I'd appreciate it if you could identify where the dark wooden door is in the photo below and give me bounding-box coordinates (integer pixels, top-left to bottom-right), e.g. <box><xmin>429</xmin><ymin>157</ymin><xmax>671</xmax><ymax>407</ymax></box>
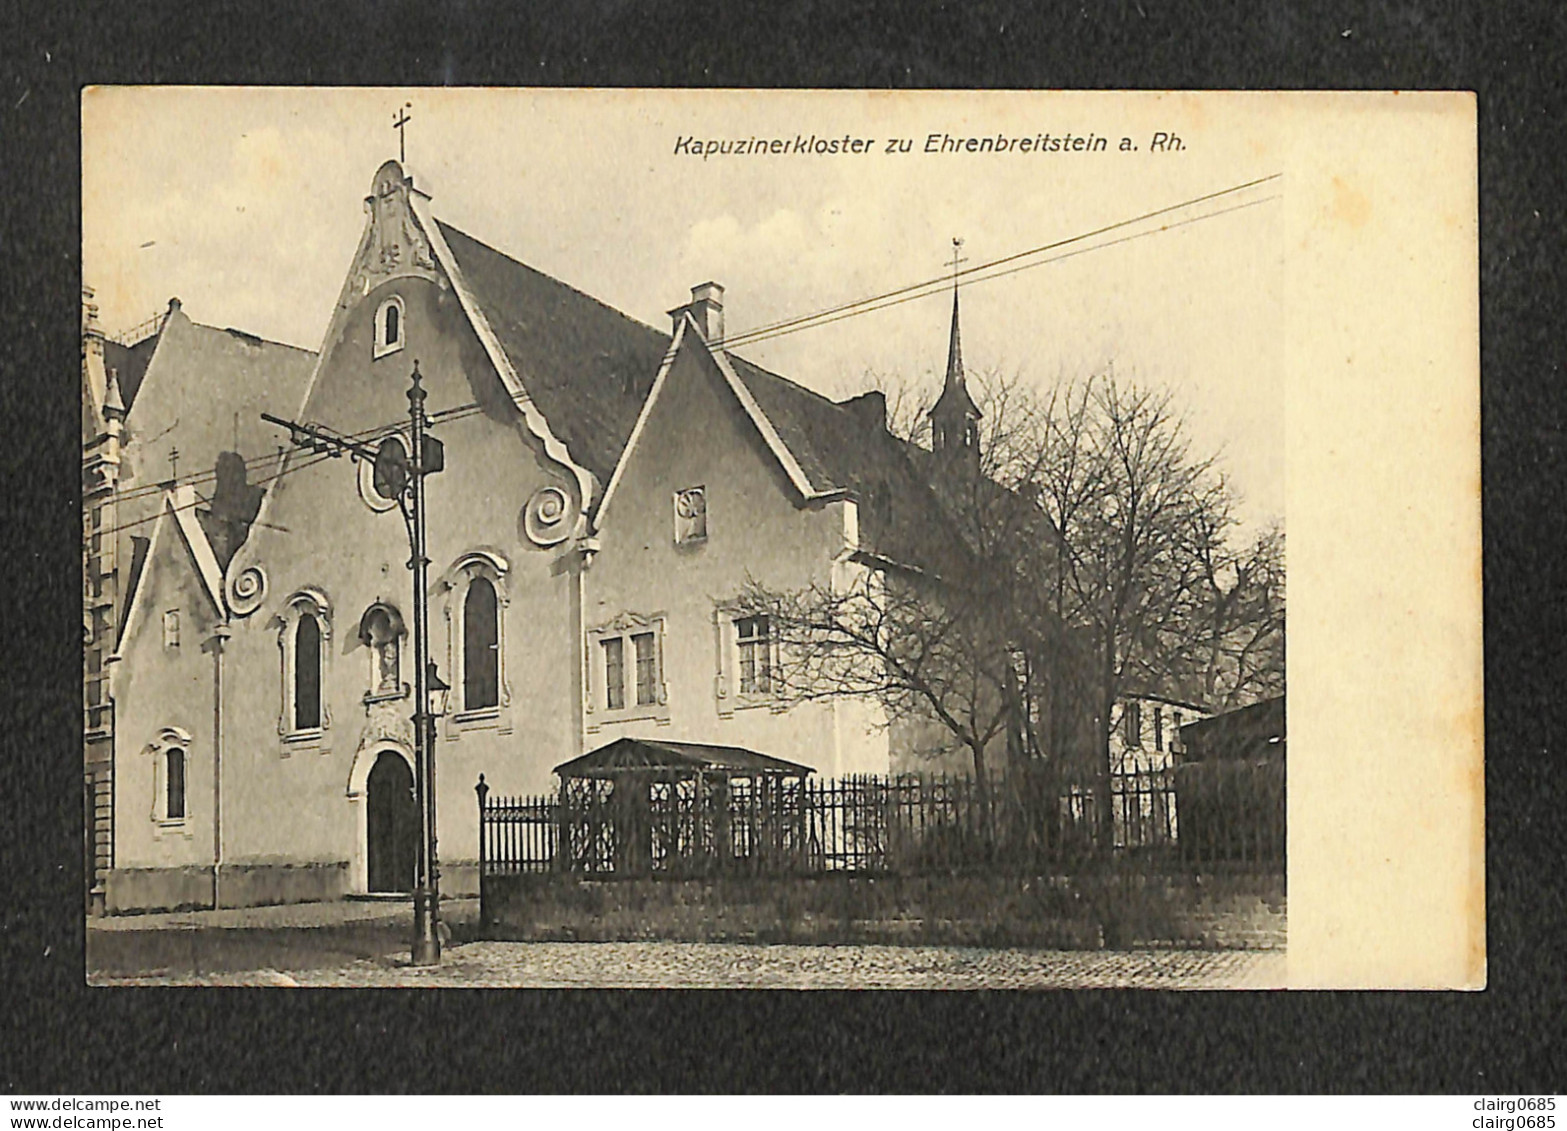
<box><xmin>367</xmin><ymin>752</ymin><xmax>418</xmax><ymax>893</ymax></box>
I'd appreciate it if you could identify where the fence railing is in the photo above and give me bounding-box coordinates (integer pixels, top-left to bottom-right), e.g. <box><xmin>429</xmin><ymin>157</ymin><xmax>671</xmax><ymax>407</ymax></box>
<box><xmin>477</xmin><ymin>760</ymin><xmax>1285</xmax><ymax>881</ymax></box>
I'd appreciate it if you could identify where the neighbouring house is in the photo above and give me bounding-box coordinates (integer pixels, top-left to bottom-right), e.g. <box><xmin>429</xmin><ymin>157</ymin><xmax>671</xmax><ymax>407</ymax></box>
<box><xmin>81</xmin><ymin>286</ymin><xmax>315</xmax><ymax>912</ymax></box>
<box><xmin>1178</xmin><ymin>693</ymin><xmax>1285</xmax><ymax>763</ymax></box>
<box><xmin>1101</xmin><ymin>689</ymin><xmax>1213</xmax><ymax>848</ymax></box>
<box><xmin>95</xmin><ymin>157</ymin><xmax>1056</xmax><ymax>912</ymax></box>
<box><xmin>1174</xmin><ymin>694</ymin><xmax>1286</xmax><ymax>863</ymax></box>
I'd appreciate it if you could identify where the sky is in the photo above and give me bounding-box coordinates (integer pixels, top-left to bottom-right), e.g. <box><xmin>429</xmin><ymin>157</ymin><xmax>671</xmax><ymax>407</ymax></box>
<box><xmin>83</xmin><ymin>88</ymin><xmax>1283</xmax><ymax>533</ymax></box>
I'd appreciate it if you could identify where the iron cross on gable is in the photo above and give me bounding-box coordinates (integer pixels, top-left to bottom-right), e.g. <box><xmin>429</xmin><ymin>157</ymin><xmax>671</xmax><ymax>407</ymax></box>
<box><xmin>393</xmin><ymin>102</ymin><xmax>412</xmax><ymax>165</ymax></box>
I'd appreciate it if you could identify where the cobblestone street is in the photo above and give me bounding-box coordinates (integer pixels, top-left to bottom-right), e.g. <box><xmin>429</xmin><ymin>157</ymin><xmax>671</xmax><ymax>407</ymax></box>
<box><xmin>95</xmin><ymin>940</ymin><xmax>1286</xmax><ymax>989</ymax></box>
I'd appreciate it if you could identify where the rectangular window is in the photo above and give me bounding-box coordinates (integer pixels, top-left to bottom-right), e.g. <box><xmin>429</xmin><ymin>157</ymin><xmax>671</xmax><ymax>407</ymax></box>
<box><xmin>603</xmin><ymin>637</ymin><xmax>625</xmax><ymax>710</ymax></box>
<box><xmin>162</xmin><ymin>609</ymin><xmax>180</xmax><ymax>649</ymax></box>
<box><xmin>737</xmin><ymin>615</ymin><xmax>772</xmax><ymax>694</ymax></box>
<box><xmin>1172</xmin><ymin>710</ymin><xmax>1184</xmax><ymax>750</ymax></box>
<box><xmin>1154</xmin><ymin>707</ymin><xmax>1164</xmax><ymax>751</ymax></box>
<box><xmin>1122</xmin><ymin>701</ymin><xmax>1141</xmax><ymax>747</ymax></box>
<box><xmin>633</xmin><ymin>632</ymin><xmax>657</xmax><ymax>706</ymax></box>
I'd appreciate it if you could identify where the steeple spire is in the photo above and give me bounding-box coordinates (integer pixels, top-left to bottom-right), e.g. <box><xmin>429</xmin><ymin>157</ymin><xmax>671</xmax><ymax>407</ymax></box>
<box><xmin>930</xmin><ymin>238</ymin><xmax>980</xmax><ymax>467</ymax></box>
<box><xmin>944</xmin><ymin>285</ymin><xmax>966</xmax><ymax>394</ymax></box>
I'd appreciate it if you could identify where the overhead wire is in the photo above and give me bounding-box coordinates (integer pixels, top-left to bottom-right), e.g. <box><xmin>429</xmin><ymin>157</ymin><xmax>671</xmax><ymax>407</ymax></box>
<box><xmin>93</xmin><ymin>175</ymin><xmax>1281</xmax><ymax>534</ymax></box>
<box><xmin>725</xmin><ymin>193</ymin><xmax>1282</xmax><ymax>350</ymax></box>
<box><xmin>718</xmin><ymin>172</ymin><xmax>1282</xmax><ymax>350</ymax></box>
<box><xmin>104</xmin><ymin>399</ymin><xmax>489</xmax><ymax>507</ymax></box>
<box><xmin>96</xmin><ymin>400</ymin><xmax>495</xmax><ymax>534</ymax></box>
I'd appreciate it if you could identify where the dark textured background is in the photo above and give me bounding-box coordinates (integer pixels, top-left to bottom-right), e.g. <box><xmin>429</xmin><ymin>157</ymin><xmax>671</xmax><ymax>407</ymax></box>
<box><xmin>2</xmin><ymin>0</ymin><xmax>1562</xmax><ymax>1094</ymax></box>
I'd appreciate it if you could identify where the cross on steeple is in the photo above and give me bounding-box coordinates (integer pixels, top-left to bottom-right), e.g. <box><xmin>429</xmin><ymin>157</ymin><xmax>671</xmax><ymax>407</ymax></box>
<box><xmin>393</xmin><ymin>102</ymin><xmax>413</xmax><ymax>165</ymax></box>
<box><xmin>169</xmin><ymin>445</ymin><xmax>180</xmax><ymax>485</ymax></box>
<box><xmin>949</xmin><ymin>236</ymin><xmax>967</xmax><ymax>292</ymax></box>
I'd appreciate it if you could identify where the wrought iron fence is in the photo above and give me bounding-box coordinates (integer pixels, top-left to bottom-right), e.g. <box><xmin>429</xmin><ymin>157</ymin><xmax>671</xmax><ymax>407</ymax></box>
<box><xmin>477</xmin><ymin>760</ymin><xmax>1285</xmax><ymax>880</ymax></box>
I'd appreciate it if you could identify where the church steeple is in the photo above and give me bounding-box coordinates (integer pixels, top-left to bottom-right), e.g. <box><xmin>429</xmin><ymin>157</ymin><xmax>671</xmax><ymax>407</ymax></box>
<box><xmin>930</xmin><ymin>239</ymin><xmax>981</xmax><ymax>469</ymax></box>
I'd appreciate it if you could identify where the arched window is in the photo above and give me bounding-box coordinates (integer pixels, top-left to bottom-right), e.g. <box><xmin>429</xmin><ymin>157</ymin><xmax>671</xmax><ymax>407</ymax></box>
<box><xmin>295</xmin><ymin>613</ymin><xmax>322</xmax><ymax>730</ymax></box>
<box><xmin>165</xmin><ymin>747</ymin><xmax>186</xmax><ymax>821</ymax></box>
<box><xmin>149</xmin><ymin>727</ymin><xmax>193</xmax><ymax>827</ymax></box>
<box><xmin>441</xmin><ymin>552</ymin><xmax>509</xmax><ymax>722</ymax></box>
<box><xmin>463</xmin><ymin>577</ymin><xmax>499</xmax><ymax>710</ymax></box>
<box><xmin>277</xmin><ymin>588</ymin><xmax>331</xmax><ymax>741</ymax></box>
<box><xmin>373</xmin><ymin>296</ymin><xmax>406</xmax><ymax>360</ymax></box>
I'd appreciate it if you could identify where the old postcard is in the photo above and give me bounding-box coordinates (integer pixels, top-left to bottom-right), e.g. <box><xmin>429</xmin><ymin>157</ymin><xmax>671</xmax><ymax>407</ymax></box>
<box><xmin>80</xmin><ymin>88</ymin><xmax>1479</xmax><ymax>989</ymax></box>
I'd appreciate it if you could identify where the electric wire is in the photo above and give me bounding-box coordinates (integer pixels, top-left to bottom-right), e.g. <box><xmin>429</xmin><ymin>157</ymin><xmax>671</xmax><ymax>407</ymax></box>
<box><xmin>92</xmin><ymin>176</ymin><xmax>1281</xmax><ymax>534</ymax></box>
<box><xmin>718</xmin><ymin>172</ymin><xmax>1281</xmax><ymax>350</ymax></box>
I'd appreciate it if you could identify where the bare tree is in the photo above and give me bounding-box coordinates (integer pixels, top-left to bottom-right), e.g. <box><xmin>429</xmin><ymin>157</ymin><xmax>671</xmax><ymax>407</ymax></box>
<box><xmin>1042</xmin><ymin>376</ymin><xmax>1229</xmax><ymax>824</ymax></box>
<box><xmin>1191</xmin><ymin>521</ymin><xmax>1286</xmax><ymax>709</ymax></box>
<box><xmin>740</xmin><ymin>565</ymin><xmax>1017</xmax><ymax>818</ymax></box>
<box><xmin>739</xmin><ymin>366</ymin><xmax>1283</xmax><ymax>832</ymax></box>
<box><xmin>738</xmin><ymin>368</ymin><xmax>1069</xmax><ymax>821</ymax></box>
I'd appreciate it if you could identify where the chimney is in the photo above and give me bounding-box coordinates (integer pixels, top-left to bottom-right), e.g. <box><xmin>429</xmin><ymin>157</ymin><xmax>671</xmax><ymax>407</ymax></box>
<box><xmin>668</xmin><ymin>281</ymin><xmax>725</xmax><ymax>346</ymax></box>
<box><xmin>840</xmin><ymin>390</ymin><xmax>887</xmax><ymax>433</ymax></box>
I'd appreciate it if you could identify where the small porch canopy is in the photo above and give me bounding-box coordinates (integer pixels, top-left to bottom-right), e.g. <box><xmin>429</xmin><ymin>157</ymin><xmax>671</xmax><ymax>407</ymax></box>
<box><xmin>551</xmin><ymin>738</ymin><xmax>815</xmax><ymax>876</ymax></box>
<box><xmin>553</xmin><ymin>737</ymin><xmax>814</xmax><ymax>783</ymax></box>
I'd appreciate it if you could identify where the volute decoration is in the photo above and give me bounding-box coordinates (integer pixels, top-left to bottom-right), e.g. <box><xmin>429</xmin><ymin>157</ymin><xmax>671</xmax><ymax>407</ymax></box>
<box><xmin>524</xmin><ymin>485</ymin><xmax>573</xmax><ymax>546</ymax></box>
<box><xmin>227</xmin><ymin>564</ymin><xmax>267</xmax><ymax>617</ymax></box>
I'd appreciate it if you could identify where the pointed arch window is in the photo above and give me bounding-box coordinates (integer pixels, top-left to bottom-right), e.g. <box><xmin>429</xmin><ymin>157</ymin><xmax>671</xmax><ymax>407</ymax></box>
<box><xmin>278</xmin><ymin>589</ymin><xmax>332</xmax><ymax>743</ymax></box>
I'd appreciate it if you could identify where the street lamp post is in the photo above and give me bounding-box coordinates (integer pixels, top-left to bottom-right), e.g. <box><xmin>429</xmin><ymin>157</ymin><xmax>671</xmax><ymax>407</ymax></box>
<box><xmin>420</xmin><ymin>661</ymin><xmax>450</xmax><ymax>957</ymax></box>
<box><xmin>406</xmin><ymin>363</ymin><xmax>440</xmax><ymax>965</ymax></box>
<box><xmin>262</xmin><ymin>360</ymin><xmax>447</xmax><ymax>966</ymax></box>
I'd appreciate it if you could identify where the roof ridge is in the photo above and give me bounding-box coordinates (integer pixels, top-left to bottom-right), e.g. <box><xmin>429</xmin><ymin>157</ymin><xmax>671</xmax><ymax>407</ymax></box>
<box><xmin>183</xmin><ymin>318</ymin><xmax>318</xmax><ymax>355</ymax></box>
<box><xmin>724</xmin><ymin>351</ymin><xmax>848</xmax><ymax>413</ymax></box>
<box><xmin>434</xmin><ymin>218</ymin><xmax>670</xmax><ymax>343</ymax></box>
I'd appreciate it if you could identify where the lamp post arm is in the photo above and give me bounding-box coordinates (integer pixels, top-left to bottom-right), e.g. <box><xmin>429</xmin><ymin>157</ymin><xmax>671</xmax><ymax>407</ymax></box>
<box><xmin>260</xmin><ymin>412</ymin><xmax>380</xmax><ymax>464</ymax></box>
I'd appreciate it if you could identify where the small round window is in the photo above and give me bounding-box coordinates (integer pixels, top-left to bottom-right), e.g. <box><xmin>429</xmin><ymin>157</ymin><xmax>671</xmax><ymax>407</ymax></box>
<box><xmin>358</xmin><ymin>433</ymin><xmax>408</xmax><ymax>512</ymax></box>
<box><xmin>373</xmin><ymin>296</ymin><xmax>406</xmax><ymax>359</ymax></box>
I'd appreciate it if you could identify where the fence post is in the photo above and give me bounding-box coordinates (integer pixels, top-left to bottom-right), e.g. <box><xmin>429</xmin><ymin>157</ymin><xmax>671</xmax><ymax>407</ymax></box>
<box><xmin>475</xmin><ymin>774</ymin><xmax>490</xmax><ymax>929</ymax></box>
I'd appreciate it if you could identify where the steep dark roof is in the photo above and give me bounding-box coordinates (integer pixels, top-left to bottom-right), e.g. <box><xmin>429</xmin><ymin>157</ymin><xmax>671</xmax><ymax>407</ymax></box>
<box><xmin>724</xmin><ymin>353</ymin><xmax>961</xmax><ymax>573</ymax></box>
<box><xmin>102</xmin><ymin>333</ymin><xmax>161</xmax><ymax>411</ymax></box>
<box><xmin>555</xmin><ymin>736</ymin><xmax>814</xmax><ymax>779</ymax></box>
<box><xmin>435</xmin><ymin>220</ymin><xmax>976</xmax><ymax>575</ymax></box>
<box><xmin>436</xmin><ymin>220</ymin><xmax>671</xmax><ymax>486</ymax></box>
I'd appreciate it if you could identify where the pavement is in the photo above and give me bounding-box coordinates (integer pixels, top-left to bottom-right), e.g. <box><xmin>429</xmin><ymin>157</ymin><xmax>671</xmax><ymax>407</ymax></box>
<box><xmin>88</xmin><ymin>896</ymin><xmax>473</xmax><ymax>933</ymax></box>
<box><xmin>87</xmin><ymin>898</ymin><xmax>1286</xmax><ymax>989</ymax></box>
<box><xmin>85</xmin><ymin>897</ymin><xmax>480</xmax><ymax>978</ymax></box>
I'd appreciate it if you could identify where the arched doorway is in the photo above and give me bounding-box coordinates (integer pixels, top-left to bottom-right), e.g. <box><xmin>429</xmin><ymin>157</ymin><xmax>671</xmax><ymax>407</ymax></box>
<box><xmin>366</xmin><ymin>750</ymin><xmax>418</xmax><ymax>893</ymax></box>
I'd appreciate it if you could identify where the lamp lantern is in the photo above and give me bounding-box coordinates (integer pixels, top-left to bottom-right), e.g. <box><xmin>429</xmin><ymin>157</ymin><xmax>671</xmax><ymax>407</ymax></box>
<box><xmin>427</xmin><ymin>662</ymin><xmax>450</xmax><ymax>720</ymax></box>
